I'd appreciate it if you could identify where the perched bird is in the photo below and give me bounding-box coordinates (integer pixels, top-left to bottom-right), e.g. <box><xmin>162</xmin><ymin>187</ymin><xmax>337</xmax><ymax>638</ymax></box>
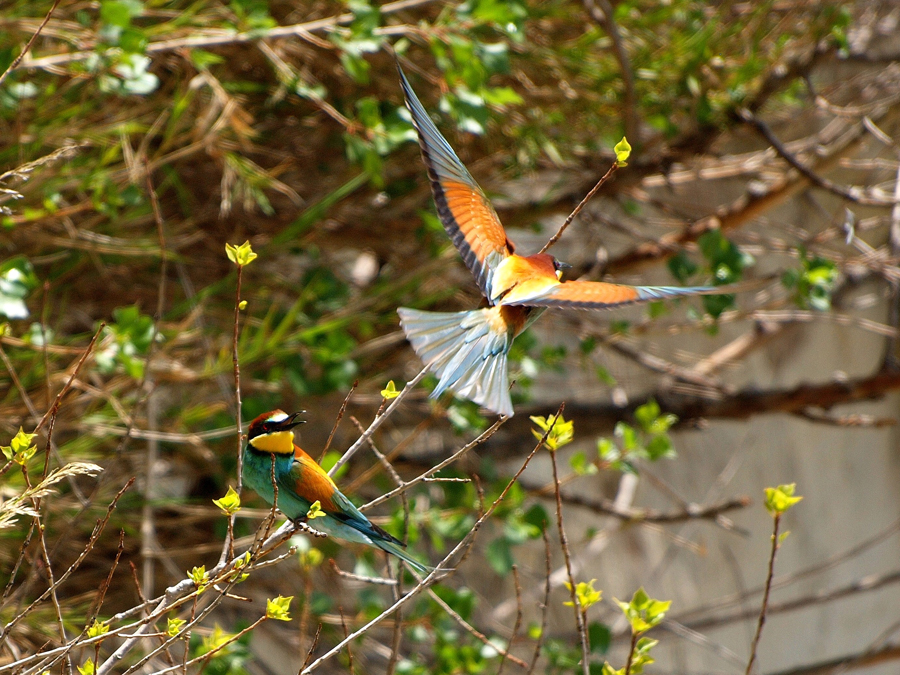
<box><xmin>242</xmin><ymin>409</ymin><xmax>430</xmax><ymax>572</ymax></box>
<box><xmin>396</xmin><ymin>65</ymin><xmax>740</xmax><ymax>417</ymax></box>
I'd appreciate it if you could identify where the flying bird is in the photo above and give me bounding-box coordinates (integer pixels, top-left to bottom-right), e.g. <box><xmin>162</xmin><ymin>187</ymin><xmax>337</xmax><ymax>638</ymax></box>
<box><xmin>243</xmin><ymin>409</ymin><xmax>430</xmax><ymax>572</ymax></box>
<box><xmin>396</xmin><ymin>65</ymin><xmax>741</xmax><ymax>417</ymax></box>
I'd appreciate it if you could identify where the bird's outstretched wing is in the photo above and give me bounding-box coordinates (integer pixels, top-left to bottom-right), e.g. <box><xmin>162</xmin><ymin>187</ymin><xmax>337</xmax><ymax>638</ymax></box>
<box><xmin>398</xmin><ymin>65</ymin><xmax>512</xmax><ymax>298</ymax></box>
<box><xmin>502</xmin><ymin>279</ymin><xmax>726</xmax><ymax>309</ymax></box>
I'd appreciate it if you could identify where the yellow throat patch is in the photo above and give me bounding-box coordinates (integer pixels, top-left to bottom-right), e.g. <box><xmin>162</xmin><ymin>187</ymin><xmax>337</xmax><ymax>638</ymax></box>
<box><xmin>249</xmin><ymin>430</ymin><xmax>295</xmax><ymax>454</ymax></box>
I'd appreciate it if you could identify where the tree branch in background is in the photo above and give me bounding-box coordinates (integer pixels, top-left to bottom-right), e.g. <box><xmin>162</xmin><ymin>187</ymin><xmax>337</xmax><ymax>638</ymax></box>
<box><xmin>0</xmin><ymin>0</ymin><xmax>60</xmax><ymax>88</ymax></box>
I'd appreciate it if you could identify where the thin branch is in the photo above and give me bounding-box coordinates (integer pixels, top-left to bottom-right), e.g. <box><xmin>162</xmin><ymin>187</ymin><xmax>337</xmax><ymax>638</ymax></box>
<box><xmin>673</xmin><ymin>516</ymin><xmax>900</xmax><ymax>626</ymax></box>
<box><xmin>548</xmin><ymin>417</ymin><xmax>591</xmax><ymax>675</ymax></box>
<box><xmin>33</xmin><ymin>322</ymin><xmax>105</xmax><ymax>435</ymax></box>
<box><xmin>526</xmin><ymin>531</ymin><xmax>552</xmax><ymax>675</ymax></box>
<box><xmin>0</xmin><ymin>478</ymin><xmax>134</xmax><ymax>643</ymax></box>
<box><xmin>301</xmin><ymin>421</ymin><xmax>548</xmax><ymax>673</ymax></box>
<box><xmin>490</xmin><ymin>367</ymin><xmax>900</xmax><ymax>455</ymax></box>
<box><xmin>554</xmin><ymin>492</ymin><xmax>751</xmax><ymax>525</ymax></box>
<box><xmin>0</xmin><ymin>0</ymin><xmax>61</xmax><ymax>88</ymax></box>
<box><xmin>329</xmin><ymin>560</ymin><xmax>397</xmax><ymax>586</ymax></box>
<box><xmin>338</xmin><ymin>607</ymin><xmax>354</xmax><ymax>675</ymax></box>
<box><xmin>738</xmin><ymin>108</ymin><xmax>898</xmax><ymax>207</ymax></box>
<box><xmin>423</xmin><ymin>584</ymin><xmax>528</xmax><ymax>669</ymax></box>
<box><xmin>745</xmin><ymin>513</ymin><xmax>782</xmax><ymax>675</ymax></box>
<box><xmin>539</xmin><ymin>161</ymin><xmax>619</xmax><ymax>254</ymax></box>
<box><xmin>583</xmin><ymin>0</ymin><xmax>638</xmax><ymax>146</ymax></box>
<box><xmin>223</xmin><ymin>260</ymin><xmax>245</xmax><ymax>564</ymax></box>
<box><xmin>360</xmin><ymin>416</ymin><xmax>506</xmax><ymax>511</ymax></box>
<box><xmin>321</xmin><ymin>380</ymin><xmax>357</xmax><ymax>457</ymax></box>
<box><xmin>497</xmin><ymin>564</ymin><xmax>524</xmax><ymax>675</ymax></box>
<box><xmin>329</xmin><ymin>366</ymin><xmax>433</xmax><ymax>476</ymax></box>
<box><xmin>764</xmin><ymin>645</ymin><xmax>900</xmax><ymax>675</ymax></box>
<box><xmin>687</xmin><ymin>568</ymin><xmax>900</xmax><ymax>634</ymax></box>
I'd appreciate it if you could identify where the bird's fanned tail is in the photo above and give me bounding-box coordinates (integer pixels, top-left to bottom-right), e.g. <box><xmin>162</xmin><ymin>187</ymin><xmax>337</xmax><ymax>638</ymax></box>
<box><xmin>398</xmin><ymin>307</ymin><xmax>514</xmax><ymax>417</ymax></box>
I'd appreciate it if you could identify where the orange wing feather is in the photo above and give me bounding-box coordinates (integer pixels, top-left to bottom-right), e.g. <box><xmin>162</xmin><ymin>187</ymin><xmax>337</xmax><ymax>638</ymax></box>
<box><xmin>399</xmin><ymin>66</ymin><xmax>511</xmax><ymax>297</ymax></box>
<box><xmin>503</xmin><ymin>279</ymin><xmax>728</xmax><ymax>309</ymax></box>
<box><xmin>290</xmin><ymin>446</ymin><xmax>339</xmax><ymax>512</ymax></box>
<box><xmin>501</xmin><ymin>279</ymin><xmax>642</xmax><ymax>309</ymax></box>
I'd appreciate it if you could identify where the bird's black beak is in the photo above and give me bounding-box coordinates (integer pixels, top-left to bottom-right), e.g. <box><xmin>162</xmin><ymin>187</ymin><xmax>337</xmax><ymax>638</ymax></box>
<box><xmin>555</xmin><ymin>260</ymin><xmax>573</xmax><ymax>270</ymax></box>
<box><xmin>281</xmin><ymin>411</ymin><xmax>307</xmax><ymax>430</ymax></box>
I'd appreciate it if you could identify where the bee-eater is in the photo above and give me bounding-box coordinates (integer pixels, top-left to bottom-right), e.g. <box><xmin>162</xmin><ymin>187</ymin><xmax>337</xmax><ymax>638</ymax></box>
<box><xmin>396</xmin><ymin>65</ymin><xmax>741</xmax><ymax>417</ymax></box>
<box><xmin>242</xmin><ymin>409</ymin><xmax>430</xmax><ymax>572</ymax></box>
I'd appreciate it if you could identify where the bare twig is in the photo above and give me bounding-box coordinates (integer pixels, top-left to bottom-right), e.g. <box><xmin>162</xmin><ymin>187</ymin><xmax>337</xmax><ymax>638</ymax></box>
<box><xmin>623</xmin><ymin>632</ymin><xmax>639</xmax><ymax>675</ymax></box>
<box><xmin>738</xmin><ymin>108</ymin><xmax>898</xmax><ymax>207</ymax></box>
<box><xmin>764</xmin><ymin>644</ymin><xmax>900</xmax><ymax>675</ymax></box>
<box><xmin>687</xmin><ymin>568</ymin><xmax>900</xmax><ymax>633</ymax></box>
<box><xmin>546</xmin><ymin>406</ymin><xmax>590</xmax><ymax>675</ymax></box>
<box><xmin>300</xmin><ymin>624</ymin><xmax>322</xmax><ymax>671</ymax></box>
<box><xmin>552</xmin><ymin>491</ymin><xmax>751</xmax><ymax>525</ymax></box>
<box><xmin>329</xmin><ymin>560</ymin><xmax>397</xmax><ymax>586</ymax></box>
<box><xmin>539</xmin><ymin>162</ymin><xmax>619</xmax><ymax>254</ymax></box>
<box><xmin>338</xmin><ymin>607</ymin><xmax>354</xmax><ymax>675</ymax></box>
<box><xmin>329</xmin><ymin>367</ymin><xmax>430</xmax><ymax>476</ymax></box>
<box><xmin>422</xmin><ymin>584</ymin><xmax>528</xmax><ymax>669</ymax></box>
<box><xmin>360</xmin><ymin>417</ymin><xmax>505</xmax><ymax>511</ymax></box>
<box><xmin>673</xmin><ymin>516</ymin><xmax>900</xmax><ymax>626</ymax></box>
<box><xmin>0</xmin><ymin>478</ymin><xmax>133</xmax><ymax>643</ymax></box>
<box><xmin>527</xmin><ymin>531</ymin><xmax>552</xmax><ymax>675</ymax></box>
<box><xmin>497</xmin><ymin>564</ymin><xmax>524</xmax><ymax>675</ymax></box>
<box><xmin>223</xmin><ymin>259</ymin><xmax>246</xmax><ymax>564</ymax></box>
<box><xmin>745</xmin><ymin>513</ymin><xmax>783</xmax><ymax>675</ymax></box>
<box><xmin>33</xmin><ymin>323</ymin><xmax>105</xmax><ymax>436</ymax></box>
<box><xmin>321</xmin><ymin>380</ymin><xmax>358</xmax><ymax>457</ymax></box>
<box><xmin>301</xmin><ymin>420</ymin><xmax>548</xmax><ymax>673</ymax></box>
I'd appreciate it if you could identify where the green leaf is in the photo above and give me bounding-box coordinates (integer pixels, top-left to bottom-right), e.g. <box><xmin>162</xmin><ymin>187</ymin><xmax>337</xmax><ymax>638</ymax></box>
<box><xmin>200</xmin><ymin>625</ymin><xmax>234</xmax><ymax>654</ymax></box>
<box><xmin>306</xmin><ymin>500</ymin><xmax>326</xmax><ymax>520</ymax></box>
<box><xmin>570</xmin><ymin>451</ymin><xmax>598</xmax><ymax>476</ymax></box>
<box><xmin>212</xmin><ymin>486</ymin><xmax>241</xmax><ymax>516</ymax></box>
<box><xmin>190</xmin><ymin>50</ymin><xmax>225</xmax><ymax>70</ymax></box>
<box><xmin>86</xmin><ymin>620</ymin><xmax>109</xmax><ymax>638</ymax></box>
<box><xmin>188</xmin><ymin>565</ymin><xmax>209</xmax><ymax>592</ymax></box>
<box><xmin>614</xmin><ymin>137</ymin><xmax>631</xmax><ymax>166</ymax></box>
<box><xmin>764</xmin><ymin>483</ymin><xmax>803</xmax><ymax>515</ymax></box>
<box><xmin>77</xmin><ymin>659</ymin><xmax>96</xmax><ymax>675</ymax></box>
<box><xmin>530</xmin><ymin>414</ymin><xmax>574</xmax><ymax>451</ymax></box>
<box><xmin>381</xmin><ymin>380</ymin><xmax>400</xmax><ymax>399</ymax></box>
<box><xmin>225</xmin><ymin>240</ymin><xmax>258</xmax><ymax>266</ymax></box>
<box><xmin>166</xmin><ymin>616</ymin><xmax>187</xmax><ymax>638</ymax></box>
<box><xmin>614</xmin><ymin>422</ymin><xmax>637</xmax><ymax>452</ymax></box>
<box><xmin>293</xmin><ymin>535</ymin><xmax>324</xmax><ymax>568</ymax></box>
<box><xmin>634</xmin><ymin>400</ymin><xmax>661</xmax><ymax>432</ymax></box>
<box><xmin>615</xmin><ymin>587</ymin><xmax>671</xmax><ymax>634</ymax></box>
<box><xmin>266</xmin><ymin>595</ymin><xmax>293</xmax><ymax>621</ymax></box>
<box><xmin>564</xmin><ymin>579</ymin><xmax>602</xmax><ymax>609</ymax></box>
<box><xmin>588</xmin><ymin>621</ymin><xmax>611</xmax><ymax>654</ymax></box>
<box><xmin>0</xmin><ymin>256</ymin><xmax>38</xmax><ymax>320</ymax></box>
<box><xmin>2</xmin><ymin>427</ymin><xmax>37</xmax><ymax>465</ymax></box>
<box><xmin>645</xmin><ymin>434</ymin><xmax>675</xmax><ymax>461</ymax></box>
<box><xmin>100</xmin><ymin>0</ymin><xmax>143</xmax><ymax>28</ymax></box>
<box><xmin>667</xmin><ymin>250</ymin><xmax>699</xmax><ymax>283</ymax></box>
<box><xmin>485</xmin><ymin>537</ymin><xmax>514</xmax><ymax>575</ymax></box>
<box><xmin>522</xmin><ymin>503</ymin><xmax>549</xmax><ymax>531</ymax></box>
